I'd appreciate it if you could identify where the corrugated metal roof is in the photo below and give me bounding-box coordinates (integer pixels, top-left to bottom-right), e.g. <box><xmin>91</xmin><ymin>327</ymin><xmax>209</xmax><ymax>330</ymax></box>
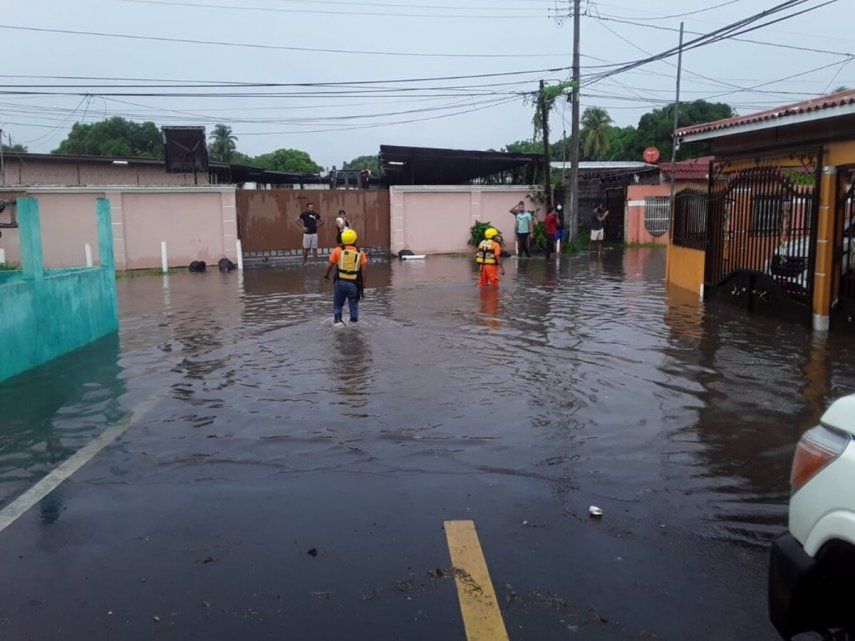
<box><xmin>551</xmin><ymin>161</ymin><xmax>656</xmax><ymax>170</ymax></box>
<box><xmin>675</xmin><ymin>89</ymin><xmax>855</xmax><ymax>140</ymax></box>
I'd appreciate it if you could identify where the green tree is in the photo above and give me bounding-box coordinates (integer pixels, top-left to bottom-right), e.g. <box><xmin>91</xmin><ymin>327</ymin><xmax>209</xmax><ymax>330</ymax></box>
<box><xmin>503</xmin><ymin>140</ymin><xmax>542</xmax><ymax>154</ymax></box>
<box><xmin>635</xmin><ymin>100</ymin><xmax>734</xmax><ymax>160</ymax></box>
<box><xmin>1</xmin><ymin>143</ymin><xmax>27</xmax><ymax>153</ymax></box>
<box><xmin>580</xmin><ymin>107</ymin><xmax>613</xmax><ymax>160</ymax></box>
<box><xmin>345</xmin><ymin>154</ymin><xmax>379</xmax><ymax>174</ymax></box>
<box><xmin>53</xmin><ymin>117</ymin><xmax>163</xmax><ymax>157</ymax></box>
<box><xmin>252</xmin><ymin>148</ymin><xmax>323</xmax><ymax>174</ymax></box>
<box><xmin>208</xmin><ymin>123</ymin><xmax>238</xmax><ymax>162</ymax></box>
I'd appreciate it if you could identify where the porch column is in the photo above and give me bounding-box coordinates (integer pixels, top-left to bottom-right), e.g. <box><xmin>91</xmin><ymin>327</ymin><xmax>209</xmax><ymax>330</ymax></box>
<box><xmin>812</xmin><ymin>165</ymin><xmax>837</xmax><ymax>331</ymax></box>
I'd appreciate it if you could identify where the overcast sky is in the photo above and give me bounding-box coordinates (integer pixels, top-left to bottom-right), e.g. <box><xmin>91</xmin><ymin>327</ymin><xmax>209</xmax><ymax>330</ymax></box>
<box><xmin>1</xmin><ymin>0</ymin><xmax>853</xmax><ymax>168</ymax></box>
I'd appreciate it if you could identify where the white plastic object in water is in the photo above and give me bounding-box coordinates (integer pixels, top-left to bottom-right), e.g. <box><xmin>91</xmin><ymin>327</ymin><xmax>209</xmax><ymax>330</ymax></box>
<box><xmin>401</xmin><ymin>254</ymin><xmax>426</xmax><ymax>260</ymax></box>
<box><xmin>161</xmin><ymin>241</ymin><xmax>168</xmax><ymax>273</ymax></box>
<box><xmin>85</xmin><ymin>243</ymin><xmax>93</xmax><ymax>267</ymax></box>
<box><xmin>589</xmin><ymin>505</ymin><xmax>603</xmax><ymax>517</ymax></box>
<box><xmin>236</xmin><ymin>239</ymin><xmax>244</xmax><ymax>270</ymax></box>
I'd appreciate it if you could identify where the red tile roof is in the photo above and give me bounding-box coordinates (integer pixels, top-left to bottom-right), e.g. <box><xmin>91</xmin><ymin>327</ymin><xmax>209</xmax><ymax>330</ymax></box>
<box><xmin>661</xmin><ymin>155</ymin><xmax>714</xmax><ymax>181</ymax></box>
<box><xmin>675</xmin><ymin>89</ymin><xmax>855</xmax><ymax>139</ymax></box>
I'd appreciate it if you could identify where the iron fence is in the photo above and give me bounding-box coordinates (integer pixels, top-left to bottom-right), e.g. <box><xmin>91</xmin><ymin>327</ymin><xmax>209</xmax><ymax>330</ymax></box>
<box><xmin>644</xmin><ymin>196</ymin><xmax>671</xmax><ymax>237</ymax></box>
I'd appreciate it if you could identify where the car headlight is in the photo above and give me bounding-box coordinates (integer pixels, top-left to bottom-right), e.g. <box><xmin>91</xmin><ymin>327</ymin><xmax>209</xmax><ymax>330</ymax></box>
<box><xmin>791</xmin><ymin>425</ymin><xmax>849</xmax><ymax>494</ymax></box>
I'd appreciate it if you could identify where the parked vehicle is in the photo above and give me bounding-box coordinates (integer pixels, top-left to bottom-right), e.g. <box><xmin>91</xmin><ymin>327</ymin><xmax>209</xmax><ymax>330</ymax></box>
<box><xmin>768</xmin><ymin>221</ymin><xmax>853</xmax><ymax>296</ymax></box>
<box><xmin>769</xmin><ymin>394</ymin><xmax>855</xmax><ymax>639</ymax></box>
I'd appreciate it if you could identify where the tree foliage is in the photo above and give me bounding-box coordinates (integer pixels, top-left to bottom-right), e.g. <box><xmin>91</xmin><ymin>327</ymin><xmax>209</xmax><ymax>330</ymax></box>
<box><xmin>208</xmin><ymin>123</ymin><xmax>238</xmax><ymax>162</ymax></box>
<box><xmin>580</xmin><ymin>107</ymin><xmax>613</xmax><ymax>160</ymax></box>
<box><xmin>53</xmin><ymin>117</ymin><xmax>163</xmax><ymax>157</ymax></box>
<box><xmin>546</xmin><ymin>100</ymin><xmax>735</xmax><ymax>163</ymax></box>
<box><xmin>531</xmin><ymin>80</ymin><xmax>575</xmax><ymax>140</ymax></box>
<box><xmin>345</xmin><ymin>154</ymin><xmax>380</xmax><ymax>174</ymax></box>
<box><xmin>1</xmin><ymin>143</ymin><xmax>27</xmax><ymax>153</ymax></box>
<box><xmin>252</xmin><ymin>148</ymin><xmax>323</xmax><ymax>175</ymax></box>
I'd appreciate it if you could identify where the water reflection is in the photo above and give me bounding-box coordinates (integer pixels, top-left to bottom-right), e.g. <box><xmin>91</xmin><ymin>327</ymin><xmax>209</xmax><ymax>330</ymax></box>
<box><xmin>0</xmin><ymin>333</ymin><xmax>125</xmax><ymax>508</ymax></box>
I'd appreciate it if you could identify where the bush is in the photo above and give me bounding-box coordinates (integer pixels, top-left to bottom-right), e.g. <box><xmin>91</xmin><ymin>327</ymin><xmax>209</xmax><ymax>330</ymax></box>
<box><xmin>469</xmin><ymin>220</ymin><xmax>504</xmax><ymax>247</ymax></box>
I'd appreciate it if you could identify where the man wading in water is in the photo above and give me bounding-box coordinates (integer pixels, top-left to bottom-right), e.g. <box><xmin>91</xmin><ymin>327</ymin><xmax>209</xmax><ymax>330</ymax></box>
<box><xmin>324</xmin><ymin>228</ymin><xmax>367</xmax><ymax>326</ymax></box>
<box><xmin>475</xmin><ymin>227</ymin><xmax>505</xmax><ymax>287</ymax></box>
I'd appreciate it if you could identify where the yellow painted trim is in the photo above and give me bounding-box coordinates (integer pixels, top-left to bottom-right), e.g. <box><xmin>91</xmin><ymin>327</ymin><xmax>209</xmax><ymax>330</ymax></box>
<box><xmin>444</xmin><ymin>520</ymin><xmax>510</xmax><ymax>641</ymax></box>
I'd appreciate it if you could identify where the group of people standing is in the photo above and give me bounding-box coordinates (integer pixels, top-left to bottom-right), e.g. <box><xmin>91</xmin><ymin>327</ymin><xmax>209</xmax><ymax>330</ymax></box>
<box><xmin>475</xmin><ymin>199</ymin><xmax>611</xmax><ymax>287</ymax></box>
<box><xmin>296</xmin><ymin>202</ymin><xmax>365</xmax><ymax>326</ymax></box>
<box><xmin>508</xmin><ymin>201</ymin><xmax>564</xmax><ymax>260</ymax></box>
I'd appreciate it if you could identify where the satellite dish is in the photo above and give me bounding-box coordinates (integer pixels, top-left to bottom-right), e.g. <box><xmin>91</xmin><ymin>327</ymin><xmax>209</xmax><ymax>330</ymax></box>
<box><xmin>643</xmin><ymin>147</ymin><xmax>661</xmax><ymax>163</ymax></box>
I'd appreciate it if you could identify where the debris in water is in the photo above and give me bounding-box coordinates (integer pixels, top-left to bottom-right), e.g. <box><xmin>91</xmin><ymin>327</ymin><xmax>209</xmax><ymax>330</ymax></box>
<box><xmin>307</xmin><ymin>547</ymin><xmax>318</xmax><ymax>557</ymax></box>
<box><xmin>153</xmin><ymin>615</ymin><xmax>161</xmax><ymax>623</ymax></box>
<box><xmin>199</xmin><ymin>555</ymin><xmax>218</xmax><ymax>564</ymax></box>
<box><xmin>589</xmin><ymin>506</ymin><xmax>603</xmax><ymax>517</ymax></box>
<box><xmin>428</xmin><ymin>568</ymin><xmax>444</xmax><ymax>579</ymax></box>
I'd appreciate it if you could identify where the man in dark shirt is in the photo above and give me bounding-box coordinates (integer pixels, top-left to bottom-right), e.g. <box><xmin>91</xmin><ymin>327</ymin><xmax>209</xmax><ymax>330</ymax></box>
<box><xmin>590</xmin><ymin>203</ymin><xmax>608</xmax><ymax>255</ymax></box>
<box><xmin>296</xmin><ymin>202</ymin><xmax>323</xmax><ymax>263</ymax></box>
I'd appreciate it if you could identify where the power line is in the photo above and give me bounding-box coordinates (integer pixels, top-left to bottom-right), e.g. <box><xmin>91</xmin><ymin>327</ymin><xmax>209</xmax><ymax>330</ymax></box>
<box><xmin>0</xmin><ymin>23</ymin><xmax>571</xmax><ymax>58</ymax></box>
<box><xmin>614</xmin><ymin>0</ymin><xmax>745</xmax><ymax>21</ymax></box>
<box><xmin>120</xmin><ymin>0</ymin><xmax>559</xmax><ymax>19</ymax></box>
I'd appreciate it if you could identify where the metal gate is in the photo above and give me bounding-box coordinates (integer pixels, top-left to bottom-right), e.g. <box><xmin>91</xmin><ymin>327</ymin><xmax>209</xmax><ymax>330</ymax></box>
<box><xmin>604</xmin><ymin>186</ymin><xmax>625</xmax><ymax>242</ymax></box>
<box><xmin>703</xmin><ymin>155</ymin><xmax>821</xmax><ymax>325</ymax></box>
<box><xmin>831</xmin><ymin>167</ymin><xmax>855</xmax><ymax>332</ymax></box>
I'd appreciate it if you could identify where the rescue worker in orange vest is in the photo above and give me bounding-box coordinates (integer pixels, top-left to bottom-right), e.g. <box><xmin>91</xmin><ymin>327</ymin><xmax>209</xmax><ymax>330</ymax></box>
<box><xmin>324</xmin><ymin>228</ymin><xmax>367</xmax><ymax>325</ymax></box>
<box><xmin>475</xmin><ymin>227</ymin><xmax>505</xmax><ymax>287</ymax></box>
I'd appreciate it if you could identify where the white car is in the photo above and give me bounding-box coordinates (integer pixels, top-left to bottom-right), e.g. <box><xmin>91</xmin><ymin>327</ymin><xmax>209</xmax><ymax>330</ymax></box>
<box><xmin>769</xmin><ymin>394</ymin><xmax>855</xmax><ymax>639</ymax></box>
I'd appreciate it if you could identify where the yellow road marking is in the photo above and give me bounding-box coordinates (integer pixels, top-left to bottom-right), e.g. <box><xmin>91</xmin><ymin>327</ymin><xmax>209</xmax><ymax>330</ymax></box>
<box><xmin>444</xmin><ymin>520</ymin><xmax>510</xmax><ymax>641</ymax></box>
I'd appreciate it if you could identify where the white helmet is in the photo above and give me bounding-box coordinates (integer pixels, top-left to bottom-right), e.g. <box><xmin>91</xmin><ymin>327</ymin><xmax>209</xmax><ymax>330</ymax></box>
<box><xmin>335</xmin><ymin>217</ymin><xmax>346</xmax><ymax>227</ymax></box>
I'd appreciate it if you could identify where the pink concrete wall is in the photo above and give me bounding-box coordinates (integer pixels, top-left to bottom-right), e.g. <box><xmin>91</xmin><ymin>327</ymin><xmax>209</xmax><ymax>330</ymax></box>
<box><xmin>626</xmin><ymin>184</ymin><xmax>672</xmax><ymax>245</ymax></box>
<box><xmin>122</xmin><ymin>192</ymin><xmax>226</xmax><ymax>269</ymax></box>
<box><xmin>0</xmin><ymin>188</ymin><xmax>236</xmax><ymax>270</ymax></box>
<box><xmin>390</xmin><ymin>187</ymin><xmax>535</xmax><ymax>255</ymax></box>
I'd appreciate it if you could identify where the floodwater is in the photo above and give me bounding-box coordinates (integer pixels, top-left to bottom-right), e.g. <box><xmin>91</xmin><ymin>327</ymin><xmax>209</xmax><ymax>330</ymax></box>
<box><xmin>1</xmin><ymin>250</ymin><xmax>854</xmax><ymax>640</ymax></box>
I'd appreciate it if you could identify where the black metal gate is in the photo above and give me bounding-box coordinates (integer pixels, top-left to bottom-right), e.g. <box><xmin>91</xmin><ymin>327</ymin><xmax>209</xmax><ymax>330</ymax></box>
<box><xmin>831</xmin><ymin>167</ymin><xmax>855</xmax><ymax>332</ymax></box>
<box><xmin>604</xmin><ymin>186</ymin><xmax>625</xmax><ymax>242</ymax></box>
<box><xmin>703</xmin><ymin>155</ymin><xmax>821</xmax><ymax>325</ymax></box>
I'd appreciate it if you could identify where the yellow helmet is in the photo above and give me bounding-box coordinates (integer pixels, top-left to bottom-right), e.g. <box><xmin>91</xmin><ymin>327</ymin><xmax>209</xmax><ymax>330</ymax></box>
<box><xmin>341</xmin><ymin>229</ymin><xmax>358</xmax><ymax>244</ymax></box>
<box><xmin>484</xmin><ymin>227</ymin><xmax>498</xmax><ymax>239</ymax></box>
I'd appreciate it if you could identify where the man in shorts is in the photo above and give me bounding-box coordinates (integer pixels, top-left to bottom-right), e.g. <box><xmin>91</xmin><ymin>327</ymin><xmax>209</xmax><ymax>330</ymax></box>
<box><xmin>590</xmin><ymin>203</ymin><xmax>609</xmax><ymax>255</ymax></box>
<box><xmin>296</xmin><ymin>202</ymin><xmax>323</xmax><ymax>263</ymax></box>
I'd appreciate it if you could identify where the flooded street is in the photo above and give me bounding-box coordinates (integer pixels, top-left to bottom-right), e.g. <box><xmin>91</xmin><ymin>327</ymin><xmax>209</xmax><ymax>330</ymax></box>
<box><xmin>2</xmin><ymin>249</ymin><xmax>855</xmax><ymax>640</ymax></box>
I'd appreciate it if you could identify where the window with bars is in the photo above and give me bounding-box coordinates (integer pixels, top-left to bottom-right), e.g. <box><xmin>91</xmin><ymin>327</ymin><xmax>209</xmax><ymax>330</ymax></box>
<box><xmin>644</xmin><ymin>196</ymin><xmax>671</xmax><ymax>237</ymax></box>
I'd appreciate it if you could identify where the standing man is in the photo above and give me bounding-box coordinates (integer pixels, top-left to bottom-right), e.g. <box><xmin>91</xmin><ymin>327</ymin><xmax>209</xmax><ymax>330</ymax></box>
<box><xmin>335</xmin><ymin>210</ymin><xmax>350</xmax><ymax>244</ymax></box>
<box><xmin>324</xmin><ymin>228</ymin><xmax>367</xmax><ymax>325</ymax></box>
<box><xmin>544</xmin><ymin>206</ymin><xmax>559</xmax><ymax>259</ymax></box>
<box><xmin>590</xmin><ymin>203</ymin><xmax>609</xmax><ymax>255</ymax></box>
<box><xmin>509</xmin><ymin>200</ymin><xmax>533</xmax><ymax>257</ymax></box>
<box><xmin>296</xmin><ymin>202</ymin><xmax>323</xmax><ymax>264</ymax></box>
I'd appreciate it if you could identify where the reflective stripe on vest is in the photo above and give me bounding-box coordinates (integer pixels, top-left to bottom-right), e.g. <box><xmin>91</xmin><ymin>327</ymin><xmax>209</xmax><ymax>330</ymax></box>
<box><xmin>337</xmin><ymin>246</ymin><xmax>364</xmax><ymax>280</ymax></box>
<box><xmin>475</xmin><ymin>240</ymin><xmax>497</xmax><ymax>265</ymax></box>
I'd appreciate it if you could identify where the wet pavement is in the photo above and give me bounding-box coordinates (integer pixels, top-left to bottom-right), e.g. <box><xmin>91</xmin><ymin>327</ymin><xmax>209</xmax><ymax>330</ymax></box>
<box><xmin>1</xmin><ymin>249</ymin><xmax>854</xmax><ymax>640</ymax></box>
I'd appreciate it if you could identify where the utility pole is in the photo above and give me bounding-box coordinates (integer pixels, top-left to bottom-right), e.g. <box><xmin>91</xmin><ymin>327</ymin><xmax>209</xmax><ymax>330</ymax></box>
<box><xmin>539</xmin><ymin>79</ymin><xmax>552</xmax><ymax>211</ymax></box>
<box><xmin>0</xmin><ymin>129</ymin><xmax>5</xmax><ymax>187</ymax></box>
<box><xmin>569</xmin><ymin>0</ymin><xmax>581</xmax><ymax>241</ymax></box>
<box><xmin>668</xmin><ymin>22</ymin><xmax>685</xmax><ymax>206</ymax></box>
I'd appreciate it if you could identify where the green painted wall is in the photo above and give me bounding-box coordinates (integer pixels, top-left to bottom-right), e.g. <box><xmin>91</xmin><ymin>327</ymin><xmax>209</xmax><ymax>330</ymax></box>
<box><xmin>0</xmin><ymin>198</ymin><xmax>118</xmax><ymax>383</ymax></box>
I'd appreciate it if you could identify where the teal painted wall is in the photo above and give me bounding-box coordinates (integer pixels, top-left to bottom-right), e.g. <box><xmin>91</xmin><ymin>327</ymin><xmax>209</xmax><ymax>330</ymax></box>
<box><xmin>0</xmin><ymin>198</ymin><xmax>118</xmax><ymax>383</ymax></box>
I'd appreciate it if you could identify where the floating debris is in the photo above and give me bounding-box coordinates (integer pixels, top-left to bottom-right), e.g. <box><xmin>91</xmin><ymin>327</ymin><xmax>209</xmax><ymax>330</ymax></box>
<box><xmin>589</xmin><ymin>506</ymin><xmax>603</xmax><ymax>517</ymax></box>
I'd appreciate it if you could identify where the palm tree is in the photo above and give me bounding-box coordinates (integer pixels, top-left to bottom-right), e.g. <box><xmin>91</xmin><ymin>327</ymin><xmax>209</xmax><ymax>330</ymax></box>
<box><xmin>208</xmin><ymin>123</ymin><xmax>238</xmax><ymax>162</ymax></box>
<box><xmin>581</xmin><ymin>107</ymin><xmax>613</xmax><ymax>160</ymax></box>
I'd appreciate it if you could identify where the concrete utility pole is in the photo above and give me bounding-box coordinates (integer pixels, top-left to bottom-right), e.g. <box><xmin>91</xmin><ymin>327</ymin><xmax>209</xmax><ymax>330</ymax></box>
<box><xmin>668</xmin><ymin>22</ymin><xmax>685</xmax><ymax>206</ymax></box>
<box><xmin>569</xmin><ymin>0</ymin><xmax>581</xmax><ymax>241</ymax></box>
<box><xmin>539</xmin><ymin>79</ymin><xmax>552</xmax><ymax>211</ymax></box>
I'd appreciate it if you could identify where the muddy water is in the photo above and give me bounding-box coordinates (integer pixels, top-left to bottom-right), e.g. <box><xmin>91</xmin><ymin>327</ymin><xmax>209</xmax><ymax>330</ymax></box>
<box><xmin>1</xmin><ymin>249</ymin><xmax>854</xmax><ymax>636</ymax></box>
